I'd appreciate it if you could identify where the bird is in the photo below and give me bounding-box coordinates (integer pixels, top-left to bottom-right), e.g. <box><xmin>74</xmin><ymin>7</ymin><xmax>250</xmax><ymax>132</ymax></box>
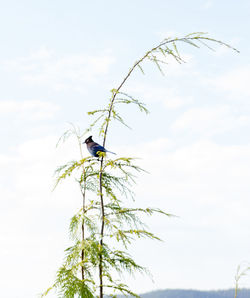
<box><xmin>84</xmin><ymin>136</ymin><xmax>116</xmax><ymax>158</ymax></box>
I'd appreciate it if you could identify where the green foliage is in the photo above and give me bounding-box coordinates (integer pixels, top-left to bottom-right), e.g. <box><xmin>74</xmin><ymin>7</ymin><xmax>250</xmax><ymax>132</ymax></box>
<box><xmin>42</xmin><ymin>33</ymin><xmax>238</xmax><ymax>297</ymax></box>
<box><xmin>234</xmin><ymin>262</ymin><xmax>250</xmax><ymax>298</ymax></box>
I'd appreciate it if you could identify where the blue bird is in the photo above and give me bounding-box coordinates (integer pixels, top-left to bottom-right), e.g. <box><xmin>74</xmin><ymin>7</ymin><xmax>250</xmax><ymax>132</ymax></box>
<box><xmin>84</xmin><ymin>136</ymin><xmax>116</xmax><ymax>158</ymax></box>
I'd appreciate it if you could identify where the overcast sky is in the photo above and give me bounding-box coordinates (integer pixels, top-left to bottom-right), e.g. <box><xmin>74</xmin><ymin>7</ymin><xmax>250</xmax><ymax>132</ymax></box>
<box><xmin>1</xmin><ymin>0</ymin><xmax>250</xmax><ymax>297</ymax></box>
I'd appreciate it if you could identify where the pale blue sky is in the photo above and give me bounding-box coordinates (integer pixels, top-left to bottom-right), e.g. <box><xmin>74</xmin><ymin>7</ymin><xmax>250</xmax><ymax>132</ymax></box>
<box><xmin>0</xmin><ymin>1</ymin><xmax>250</xmax><ymax>297</ymax></box>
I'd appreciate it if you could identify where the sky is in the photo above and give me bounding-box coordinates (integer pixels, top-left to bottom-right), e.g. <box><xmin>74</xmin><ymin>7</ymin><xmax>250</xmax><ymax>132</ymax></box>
<box><xmin>0</xmin><ymin>0</ymin><xmax>250</xmax><ymax>297</ymax></box>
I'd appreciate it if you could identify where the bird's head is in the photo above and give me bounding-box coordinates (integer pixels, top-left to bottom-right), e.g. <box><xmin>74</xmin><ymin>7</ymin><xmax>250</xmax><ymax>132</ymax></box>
<box><xmin>84</xmin><ymin>136</ymin><xmax>93</xmax><ymax>144</ymax></box>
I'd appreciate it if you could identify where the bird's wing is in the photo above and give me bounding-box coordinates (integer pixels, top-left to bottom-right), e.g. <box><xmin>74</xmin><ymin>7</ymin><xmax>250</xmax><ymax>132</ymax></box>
<box><xmin>92</xmin><ymin>144</ymin><xmax>116</xmax><ymax>155</ymax></box>
<box><xmin>91</xmin><ymin>144</ymin><xmax>106</xmax><ymax>153</ymax></box>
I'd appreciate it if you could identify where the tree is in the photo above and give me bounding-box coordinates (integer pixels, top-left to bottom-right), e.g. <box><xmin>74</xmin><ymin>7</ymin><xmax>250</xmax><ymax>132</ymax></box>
<box><xmin>234</xmin><ymin>263</ymin><xmax>250</xmax><ymax>298</ymax></box>
<box><xmin>42</xmin><ymin>33</ymin><xmax>238</xmax><ymax>298</ymax></box>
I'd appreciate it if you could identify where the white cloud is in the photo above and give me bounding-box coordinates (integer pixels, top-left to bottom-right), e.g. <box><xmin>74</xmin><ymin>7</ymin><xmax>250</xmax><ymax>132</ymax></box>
<box><xmin>1</xmin><ymin>133</ymin><xmax>250</xmax><ymax>295</ymax></box>
<box><xmin>127</xmin><ymin>83</ymin><xmax>194</xmax><ymax>110</ymax></box>
<box><xmin>0</xmin><ymin>135</ymin><xmax>85</xmax><ymax>297</ymax></box>
<box><xmin>170</xmin><ymin>105</ymin><xmax>250</xmax><ymax>136</ymax></box>
<box><xmin>163</xmin><ymin>93</ymin><xmax>193</xmax><ymax>109</ymax></box>
<box><xmin>0</xmin><ymin>133</ymin><xmax>95</xmax><ymax>297</ymax></box>
<box><xmin>2</xmin><ymin>48</ymin><xmax>116</xmax><ymax>92</ymax></box>
<box><xmin>0</xmin><ymin>100</ymin><xmax>60</xmax><ymax>120</ymax></box>
<box><xmin>202</xmin><ymin>0</ymin><xmax>213</xmax><ymax>10</ymax></box>
<box><xmin>115</xmin><ymin>137</ymin><xmax>250</xmax><ymax>291</ymax></box>
<box><xmin>156</xmin><ymin>30</ymin><xmax>182</xmax><ymax>40</ymax></box>
<box><xmin>118</xmin><ymin>137</ymin><xmax>250</xmax><ymax>219</ymax></box>
<box><xmin>207</xmin><ymin>66</ymin><xmax>250</xmax><ymax>97</ymax></box>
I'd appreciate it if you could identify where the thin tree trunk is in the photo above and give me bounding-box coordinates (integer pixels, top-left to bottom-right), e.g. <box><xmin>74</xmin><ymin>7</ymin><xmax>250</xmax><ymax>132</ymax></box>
<box><xmin>78</xmin><ymin>135</ymin><xmax>86</xmax><ymax>282</ymax></box>
<box><xmin>234</xmin><ymin>286</ymin><xmax>238</xmax><ymax>298</ymax></box>
<box><xmin>81</xmin><ymin>186</ymin><xmax>86</xmax><ymax>281</ymax></box>
<box><xmin>97</xmin><ymin>37</ymin><xmax>188</xmax><ymax>297</ymax></box>
<box><xmin>99</xmin><ymin>159</ymin><xmax>104</xmax><ymax>298</ymax></box>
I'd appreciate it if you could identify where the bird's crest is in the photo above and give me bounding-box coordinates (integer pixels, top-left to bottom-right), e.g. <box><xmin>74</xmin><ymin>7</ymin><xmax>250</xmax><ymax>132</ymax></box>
<box><xmin>84</xmin><ymin>136</ymin><xmax>93</xmax><ymax>144</ymax></box>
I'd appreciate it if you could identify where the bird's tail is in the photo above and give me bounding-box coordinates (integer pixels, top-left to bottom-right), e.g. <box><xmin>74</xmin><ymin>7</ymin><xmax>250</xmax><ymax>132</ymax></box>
<box><xmin>107</xmin><ymin>150</ymin><xmax>116</xmax><ymax>155</ymax></box>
